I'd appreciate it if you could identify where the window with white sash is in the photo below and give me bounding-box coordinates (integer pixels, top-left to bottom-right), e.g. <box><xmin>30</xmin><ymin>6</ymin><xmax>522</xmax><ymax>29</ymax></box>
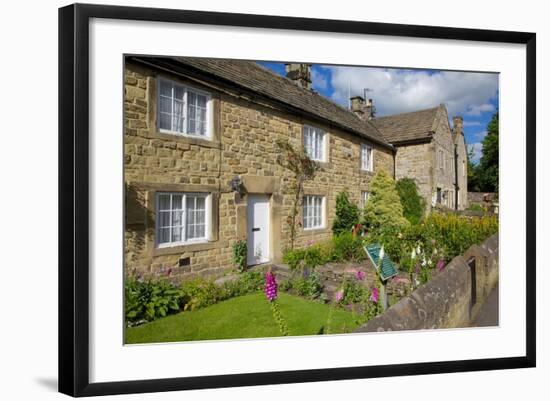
<box><xmin>157</xmin><ymin>78</ymin><xmax>211</xmax><ymax>138</ymax></box>
<box><xmin>303</xmin><ymin>195</ymin><xmax>325</xmax><ymax>230</ymax></box>
<box><xmin>361</xmin><ymin>143</ymin><xmax>373</xmax><ymax>171</ymax></box>
<box><xmin>156</xmin><ymin>192</ymin><xmax>210</xmax><ymax>247</ymax></box>
<box><xmin>303</xmin><ymin>125</ymin><xmax>326</xmax><ymax>161</ymax></box>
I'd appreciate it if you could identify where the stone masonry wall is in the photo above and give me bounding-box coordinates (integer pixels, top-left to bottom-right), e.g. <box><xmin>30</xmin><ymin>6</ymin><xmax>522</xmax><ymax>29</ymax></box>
<box><xmin>354</xmin><ymin>234</ymin><xmax>498</xmax><ymax>332</ymax></box>
<box><xmin>394</xmin><ymin>141</ymin><xmax>433</xmax><ymax>212</ymax></box>
<box><xmin>124</xmin><ymin>60</ymin><xmax>395</xmax><ymax>282</ymax></box>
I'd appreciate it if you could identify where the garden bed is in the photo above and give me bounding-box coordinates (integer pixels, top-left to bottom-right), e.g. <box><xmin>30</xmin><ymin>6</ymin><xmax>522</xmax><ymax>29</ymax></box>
<box><xmin>125</xmin><ymin>292</ymin><xmax>360</xmax><ymax>344</ymax></box>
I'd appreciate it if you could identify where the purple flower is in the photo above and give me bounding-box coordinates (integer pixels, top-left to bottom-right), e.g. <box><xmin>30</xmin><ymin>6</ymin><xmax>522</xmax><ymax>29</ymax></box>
<box><xmin>355</xmin><ymin>270</ymin><xmax>366</xmax><ymax>281</ymax></box>
<box><xmin>370</xmin><ymin>287</ymin><xmax>379</xmax><ymax>303</ymax></box>
<box><xmin>437</xmin><ymin>258</ymin><xmax>446</xmax><ymax>272</ymax></box>
<box><xmin>264</xmin><ymin>271</ymin><xmax>278</xmax><ymax>302</ymax></box>
<box><xmin>334</xmin><ymin>289</ymin><xmax>344</xmax><ymax>303</ymax></box>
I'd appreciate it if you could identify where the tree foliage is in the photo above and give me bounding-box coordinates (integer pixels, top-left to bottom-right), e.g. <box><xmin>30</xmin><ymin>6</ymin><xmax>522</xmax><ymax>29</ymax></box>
<box><xmin>363</xmin><ymin>170</ymin><xmax>409</xmax><ymax>230</ymax></box>
<box><xmin>467</xmin><ymin>111</ymin><xmax>499</xmax><ymax>193</ymax></box>
<box><xmin>395</xmin><ymin>178</ymin><xmax>426</xmax><ymax>225</ymax></box>
<box><xmin>275</xmin><ymin>139</ymin><xmax>320</xmax><ymax>249</ymax></box>
<box><xmin>332</xmin><ymin>190</ymin><xmax>360</xmax><ymax>235</ymax></box>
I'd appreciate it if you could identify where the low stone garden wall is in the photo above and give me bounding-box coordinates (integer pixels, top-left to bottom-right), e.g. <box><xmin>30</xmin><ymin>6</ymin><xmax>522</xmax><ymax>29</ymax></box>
<box><xmin>271</xmin><ymin>259</ymin><xmax>411</xmax><ymax>302</ymax></box>
<box><xmin>354</xmin><ymin>233</ymin><xmax>499</xmax><ymax>332</ymax></box>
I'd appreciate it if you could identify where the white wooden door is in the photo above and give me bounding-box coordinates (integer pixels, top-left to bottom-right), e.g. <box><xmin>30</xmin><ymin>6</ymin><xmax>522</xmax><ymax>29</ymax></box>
<box><xmin>247</xmin><ymin>194</ymin><xmax>270</xmax><ymax>266</ymax></box>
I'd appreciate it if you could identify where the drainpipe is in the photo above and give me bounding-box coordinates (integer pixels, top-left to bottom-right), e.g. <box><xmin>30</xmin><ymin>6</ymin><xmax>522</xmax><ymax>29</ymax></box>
<box><xmin>454</xmin><ymin>143</ymin><xmax>459</xmax><ymax>210</ymax></box>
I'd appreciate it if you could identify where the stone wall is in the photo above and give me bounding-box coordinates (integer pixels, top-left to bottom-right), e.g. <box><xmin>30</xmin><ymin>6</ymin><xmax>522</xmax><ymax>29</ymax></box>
<box><xmin>394</xmin><ymin>141</ymin><xmax>433</xmax><ymax>212</ymax></box>
<box><xmin>124</xmin><ymin>60</ymin><xmax>395</xmax><ymax>282</ymax></box>
<box><xmin>354</xmin><ymin>234</ymin><xmax>498</xmax><ymax>332</ymax></box>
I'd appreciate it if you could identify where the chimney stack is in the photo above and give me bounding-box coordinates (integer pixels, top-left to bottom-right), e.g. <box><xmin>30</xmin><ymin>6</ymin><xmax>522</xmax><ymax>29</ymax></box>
<box><xmin>285</xmin><ymin>63</ymin><xmax>312</xmax><ymax>90</ymax></box>
<box><xmin>350</xmin><ymin>96</ymin><xmax>375</xmax><ymax>121</ymax></box>
<box><xmin>453</xmin><ymin>116</ymin><xmax>464</xmax><ymax>136</ymax></box>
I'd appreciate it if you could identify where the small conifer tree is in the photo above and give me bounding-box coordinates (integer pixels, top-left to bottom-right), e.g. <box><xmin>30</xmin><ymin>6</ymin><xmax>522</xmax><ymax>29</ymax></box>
<box><xmin>332</xmin><ymin>190</ymin><xmax>359</xmax><ymax>235</ymax></box>
<box><xmin>363</xmin><ymin>170</ymin><xmax>409</xmax><ymax>230</ymax></box>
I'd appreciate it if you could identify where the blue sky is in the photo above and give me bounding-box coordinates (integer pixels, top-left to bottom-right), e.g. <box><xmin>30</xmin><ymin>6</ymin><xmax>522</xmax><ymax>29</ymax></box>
<box><xmin>258</xmin><ymin>62</ymin><xmax>499</xmax><ymax>164</ymax></box>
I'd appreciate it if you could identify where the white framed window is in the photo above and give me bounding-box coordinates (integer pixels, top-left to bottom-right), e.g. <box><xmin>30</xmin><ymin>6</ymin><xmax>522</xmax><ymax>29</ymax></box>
<box><xmin>303</xmin><ymin>125</ymin><xmax>326</xmax><ymax>161</ymax></box>
<box><xmin>361</xmin><ymin>191</ymin><xmax>370</xmax><ymax>209</ymax></box>
<box><xmin>361</xmin><ymin>143</ymin><xmax>374</xmax><ymax>171</ymax></box>
<box><xmin>438</xmin><ymin>149</ymin><xmax>445</xmax><ymax>171</ymax></box>
<box><xmin>156</xmin><ymin>192</ymin><xmax>210</xmax><ymax>247</ymax></box>
<box><xmin>157</xmin><ymin>78</ymin><xmax>211</xmax><ymax>138</ymax></box>
<box><xmin>303</xmin><ymin>195</ymin><xmax>325</xmax><ymax>230</ymax></box>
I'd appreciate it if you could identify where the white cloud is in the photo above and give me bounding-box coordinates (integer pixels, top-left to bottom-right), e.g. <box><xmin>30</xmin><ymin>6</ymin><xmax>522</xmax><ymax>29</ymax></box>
<box><xmin>463</xmin><ymin>120</ymin><xmax>483</xmax><ymax>127</ymax></box>
<box><xmin>464</xmin><ymin>103</ymin><xmax>496</xmax><ymax>116</ymax></box>
<box><xmin>311</xmin><ymin>68</ymin><xmax>328</xmax><ymax>91</ymax></box>
<box><xmin>327</xmin><ymin>66</ymin><xmax>498</xmax><ymax>119</ymax></box>
<box><xmin>469</xmin><ymin>142</ymin><xmax>483</xmax><ymax>164</ymax></box>
<box><xmin>471</xmin><ymin>130</ymin><xmax>488</xmax><ymax>141</ymax></box>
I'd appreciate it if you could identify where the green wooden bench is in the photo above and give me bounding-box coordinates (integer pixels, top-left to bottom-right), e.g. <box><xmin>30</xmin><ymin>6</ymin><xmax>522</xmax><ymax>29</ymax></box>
<box><xmin>364</xmin><ymin>243</ymin><xmax>398</xmax><ymax>281</ymax></box>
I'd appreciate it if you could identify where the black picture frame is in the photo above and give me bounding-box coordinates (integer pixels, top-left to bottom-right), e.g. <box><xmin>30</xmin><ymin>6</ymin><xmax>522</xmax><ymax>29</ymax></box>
<box><xmin>59</xmin><ymin>3</ymin><xmax>536</xmax><ymax>397</ymax></box>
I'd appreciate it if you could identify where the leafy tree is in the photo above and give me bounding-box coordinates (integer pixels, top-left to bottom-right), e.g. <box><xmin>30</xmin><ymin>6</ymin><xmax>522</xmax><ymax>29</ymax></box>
<box><xmin>478</xmin><ymin>112</ymin><xmax>499</xmax><ymax>192</ymax></box>
<box><xmin>363</xmin><ymin>170</ymin><xmax>409</xmax><ymax>230</ymax></box>
<box><xmin>395</xmin><ymin>178</ymin><xmax>426</xmax><ymax>225</ymax></box>
<box><xmin>467</xmin><ymin>145</ymin><xmax>481</xmax><ymax>192</ymax></box>
<box><xmin>332</xmin><ymin>190</ymin><xmax>360</xmax><ymax>235</ymax></box>
<box><xmin>276</xmin><ymin>139</ymin><xmax>320</xmax><ymax>249</ymax></box>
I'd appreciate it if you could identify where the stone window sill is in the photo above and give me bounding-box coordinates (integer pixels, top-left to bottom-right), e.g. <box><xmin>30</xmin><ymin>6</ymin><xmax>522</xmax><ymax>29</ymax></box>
<box><xmin>152</xmin><ymin>240</ymin><xmax>225</xmax><ymax>256</ymax></box>
<box><xmin>147</xmin><ymin>129</ymin><xmax>221</xmax><ymax>149</ymax></box>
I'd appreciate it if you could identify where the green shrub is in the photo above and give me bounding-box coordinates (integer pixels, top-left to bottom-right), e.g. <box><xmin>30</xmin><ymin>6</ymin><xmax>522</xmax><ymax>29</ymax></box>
<box><xmin>221</xmin><ymin>270</ymin><xmax>264</xmax><ymax>298</ymax></box>
<box><xmin>396</xmin><ymin>178</ymin><xmax>426</xmax><ymax>225</ymax></box>
<box><xmin>366</xmin><ymin>213</ymin><xmax>498</xmax><ymax>266</ymax></box>
<box><xmin>231</xmin><ymin>239</ymin><xmax>248</xmax><ymax>272</ymax></box>
<box><xmin>363</xmin><ymin>170</ymin><xmax>409</xmax><ymax>230</ymax></box>
<box><xmin>180</xmin><ymin>278</ymin><xmax>222</xmax><ymax>311</ymax></box>
<box><xmin>332</xmin><ymin>190</ymin><xmax>360</xmax><ymax>235</ymax></box>
<box><xmin>330</xmin><ymin>232</ymin><xmax>366</xmax><ymax>263</ymax></box>
<box><xmin>288</xmin><ymin>271</ymin><xmax>324</xmax><ymax>299</ymax></box>
<box><xmin>125</xmin><ymin>278</ymin><xmax>185</xmax><ymax>325</ymax></box>
<box><xmin>340</xmin><ymin>279</ymin><xmax>370</xmax><ymax>305</ymax></box>
<box><xmin>283</xmin><ymin>248</ymin><xmax>306</xmax><ymax>269</ymax></box>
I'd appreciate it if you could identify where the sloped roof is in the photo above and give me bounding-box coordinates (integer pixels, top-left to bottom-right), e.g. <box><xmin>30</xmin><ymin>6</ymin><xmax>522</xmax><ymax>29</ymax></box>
<box><xmin>129</xmin><ymin>56</ymin><xmax>392</xmax><ymax>149</ymax></box>
<box><xmin>372</xmin><ymin>106</ymin><xmax>442</xmax><ymax>144</ymax></box>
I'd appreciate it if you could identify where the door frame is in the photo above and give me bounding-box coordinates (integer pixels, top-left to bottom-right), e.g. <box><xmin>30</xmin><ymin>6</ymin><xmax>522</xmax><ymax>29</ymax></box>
<box><xmin>246</xmin><ymin>193</ymin><xmax>271</xmax><ymax>266</ymax></box>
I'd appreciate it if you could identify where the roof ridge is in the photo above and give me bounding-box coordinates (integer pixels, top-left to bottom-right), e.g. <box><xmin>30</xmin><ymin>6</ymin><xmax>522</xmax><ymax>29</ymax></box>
<box><xmin>374</xmin><ymin>106</ymin><xmax>440</xmax><ymax>121</ymax></box>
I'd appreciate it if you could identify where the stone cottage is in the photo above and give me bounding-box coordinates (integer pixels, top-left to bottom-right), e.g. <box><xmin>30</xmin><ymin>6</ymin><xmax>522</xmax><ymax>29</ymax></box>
<box><xmin>124</xmin><ymin>57</ymin><xmax>395</xmax><ymax>281</ymax></box>
<box><xmin>368</xmin><ymin>103</ymin><xmax>469</xmax><ymax>210</ymax></box>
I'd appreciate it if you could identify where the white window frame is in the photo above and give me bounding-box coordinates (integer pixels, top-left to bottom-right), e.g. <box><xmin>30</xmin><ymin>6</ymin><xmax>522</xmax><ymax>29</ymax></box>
<box><xmin>361</xmin><ymin>143</ymin><xmax>374</xmax><ymax>172</ymax></box>
<box><xmin>302</xmin><ymin>195</ymin><xmax>326</xmax><ymax>230</ymax></box>
<box><xmin>303</xmin><ymin>125</ymin><xmax>326</xmax><ymax>162</ymax></box>
<box><xmin>438</xmin><ymin>149</ymin><xmax>445</xmax><ymax>171</ymax></box>
<box><xmin>157</xmin><ymin>77</ymin><xmax>213</xmax><ymax>139</ymax></box>
<box><xmin>155</xmin><ymin>192</ymin><xmax>211</xmax><ymax>248</ymax></box>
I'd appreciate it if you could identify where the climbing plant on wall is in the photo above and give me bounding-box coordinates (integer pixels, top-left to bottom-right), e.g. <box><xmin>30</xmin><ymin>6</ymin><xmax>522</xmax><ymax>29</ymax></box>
<box><xmin>275</xmin><ymin>139</ymin><xmax>320</xmax><ymax>250</ymax></box>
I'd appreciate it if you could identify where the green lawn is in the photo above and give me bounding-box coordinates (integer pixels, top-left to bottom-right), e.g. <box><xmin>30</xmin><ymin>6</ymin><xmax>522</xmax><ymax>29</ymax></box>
<box><xmin>125</xmin><ymin>292</ymin><xmax>361</xmax><ymax>344</ymax></box>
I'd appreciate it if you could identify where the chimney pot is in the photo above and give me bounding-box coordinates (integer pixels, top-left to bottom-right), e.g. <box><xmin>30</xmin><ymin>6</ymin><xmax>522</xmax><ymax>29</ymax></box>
<box><xmin>285</xmin><ymin>63</ymin><xmax>312</xmax><ymax>90</ymax></box>
<box><xmin>453</xmin><ymin>116</ymin><xmax>464</xmax><ymax>136</ymax></box>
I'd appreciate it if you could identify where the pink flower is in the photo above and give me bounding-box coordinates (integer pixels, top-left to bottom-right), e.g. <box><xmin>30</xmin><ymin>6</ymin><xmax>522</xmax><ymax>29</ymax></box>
<box><xmin>334</xmin><ymin>289</ymin><xmax>344</xmax><ymax>303</ymax></box>
<box><xmin>264</xmin><ymin>271</ymin><xmax>278</xmax><ymax>302</ymax></box>
<box><xmin>355</xmin><ymin>270</ymin><xmax>366</xmax><ymax>281</ymax></box>
<box><xmin>437</xmin><ymin>258</ymin><xmax>446</xmax><ymax>272</ymax></box>
<box><xmin>370</xmin><ymin>287</ymin><xmax>379</xmax><ymax>303</ymax></box>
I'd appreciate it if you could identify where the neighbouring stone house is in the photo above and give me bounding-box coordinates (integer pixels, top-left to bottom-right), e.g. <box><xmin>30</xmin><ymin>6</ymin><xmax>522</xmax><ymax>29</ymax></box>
<box><xmin>124</xmin><ymin>57</ymin><xmax>395</xmax><ymax>281</ymax></box>
<box><xmin>368</xmin><ymin>104</ymin><xmax>469</xmax><ymax>210</ymax></box>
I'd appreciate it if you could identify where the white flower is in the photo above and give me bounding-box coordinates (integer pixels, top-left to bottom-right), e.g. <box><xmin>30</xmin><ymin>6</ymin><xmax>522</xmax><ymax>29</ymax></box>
<box><xmin>422</xmin><ymin>257</ymin><xmax>427</xmax><ymax>267</ymax></box>
<box><xmin>411</xmin><ymin>249</ymin><xmax>416</xmax><ymax>259</ymax></box>
<box><xmin>379</xmin><ymin>246</ymin><xmax>385</xmax><ymax>261</ymax></box>
<box><xmin>416</xmin><ymin>245</ymin><xmax>421</xmax><ymax>255</ymax></box>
